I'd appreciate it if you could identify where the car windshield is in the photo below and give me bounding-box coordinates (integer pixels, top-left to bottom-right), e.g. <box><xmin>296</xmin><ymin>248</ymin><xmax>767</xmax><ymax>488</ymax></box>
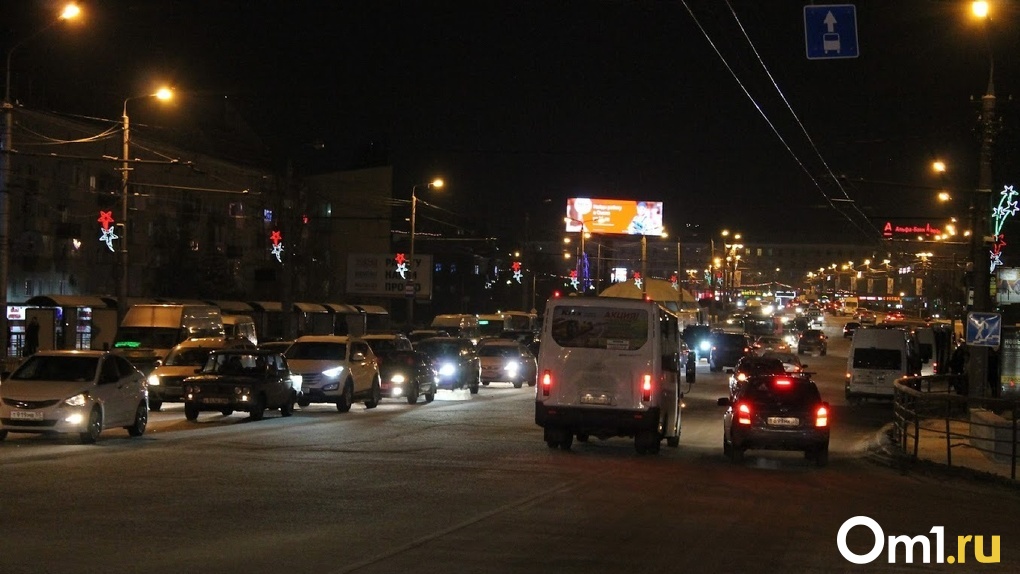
<box><xmin>366</xmin><ymin>339</ymin><xmax>400</xmax><ymax>354</ymax></box>
<box><xmin>201</xmin><ymin>353</ymin><xmax>267</xmax><ymax>375</ymax></box>
<box><xmin>285</xmin><ymin>342</ymin><xmax>347</xmax><ymax>360</ymax></box>
<box><xmin>853</xmin><ymin>348</ymin><xmax>902</xmax><ymax>370</ymax></box>
<box><xmin>740</xmin><ymin>358</ymin><xmax>786</xmax><ymax>374</ymax></box>
<box><xmin>478</xmin><ymin>345</ymin><xmax>519</xmax><ymax>358</ymax></box>
<box><xmin>10</xmin><ymin>355</ymin><xmax>100</xmax><ymax>382</ymax></box>
<box><xmin>716</xmin><ymin>334</ymin><xmax>747</xmax><ymax>347</ymax></box>
<box><xmin>164</xmin><ymin>347</ymin><xmax>214</xmax><ymax>366</ymax></box>
<box><xmin>416</xmin><ymin>340</ymin><xmax>470</xmax><ymax>357</ymax></box>
<box><xmin>113</xmin><ymin>327</ymin><xmax>180</xmax><ymax>350</ymax></box>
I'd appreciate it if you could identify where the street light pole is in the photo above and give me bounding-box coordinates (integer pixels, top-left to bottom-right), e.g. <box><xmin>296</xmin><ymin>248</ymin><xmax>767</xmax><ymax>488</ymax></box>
<box><xmin>407</xmin><ymin>178</ymin><xmax>443</xmax><ymax>329</ymax></box>
<box><xmin>0</xmin><ymin>4</ymin><xmax>81</xmax><ymax>360</ymax></box>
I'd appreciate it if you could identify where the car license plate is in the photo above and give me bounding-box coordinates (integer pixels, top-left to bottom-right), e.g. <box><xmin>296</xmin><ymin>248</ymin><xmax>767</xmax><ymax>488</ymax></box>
<box><xmin>11</xmin><ymin>410</ymin><xmax>43</xmax><ymax>421</ymax></box>
<box><xmin>767</xmin><ymin>417</ymin><xmax>799</xmax><ymax>426</ymax></box>
<box><xmin>201</xmin><ymin>397</ymin><xmax>229</xmax><ymax>405</ymax></box>
<box><xmin>580</xmin><ymin>393</ymin><xmax>612</xmax><ymax>405</ymax></box>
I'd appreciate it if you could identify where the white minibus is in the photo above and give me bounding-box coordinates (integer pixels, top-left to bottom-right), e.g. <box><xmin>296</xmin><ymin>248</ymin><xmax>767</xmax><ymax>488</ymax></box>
<box><xmin>845</xmin><ymin>327</ymin><xmax>920</xmax><ymax>402</ymax></box>
<box><xmin>535</xmin><ymin>296</ymin><xmax>690</xmax><ymax>454</ymax></box>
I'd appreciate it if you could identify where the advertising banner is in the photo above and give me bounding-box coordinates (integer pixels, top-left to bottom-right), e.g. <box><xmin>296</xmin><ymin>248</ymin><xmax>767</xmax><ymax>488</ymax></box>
<box><xmin>347</xmin><ymin>253</ymin><xmax>433</xmax><ymax>299</ymax></box>
<box><xmin>566</xmin><ymin>198</ymin><xmax>664</xmax><ymax>236</ymax></box>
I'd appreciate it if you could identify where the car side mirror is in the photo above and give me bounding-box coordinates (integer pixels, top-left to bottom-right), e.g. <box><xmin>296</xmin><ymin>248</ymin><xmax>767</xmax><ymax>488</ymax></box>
<box><xmin>801</xmin><ymin>364</ymin><xmax>809</xmax><ymax>370</ymax></box>
<box><xmin>724</xmin><ymin>368</ymin><xmax>734</xmax><ymax>375</ymax></box>
<box><xmin>352</xmin><ymin>352</ymin><xmax>366</xmax><ymax>362</ymax></box>
<box><xmin>154</xmin><ymin>359</ymin><xmax>163</xmax><ymax>367</ymax></box>
<box><xmin>717</xmin><ymin>397</ymin><xmax>731</xmax><ymax>407</ymax></box>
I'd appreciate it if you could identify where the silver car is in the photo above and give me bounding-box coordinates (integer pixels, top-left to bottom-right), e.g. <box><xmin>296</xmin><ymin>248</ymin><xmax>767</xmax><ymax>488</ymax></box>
<box><xmin>0</xmin><ymin>351</ymin><xmax>148</xmax><ymax>444</ymax></box>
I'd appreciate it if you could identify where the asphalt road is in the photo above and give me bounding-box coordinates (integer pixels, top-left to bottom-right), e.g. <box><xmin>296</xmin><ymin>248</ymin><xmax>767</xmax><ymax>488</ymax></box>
<box><xmin>2</xmin><ymin>318</ymin><xmax>1018</xmax><ymax>573</ymax></box>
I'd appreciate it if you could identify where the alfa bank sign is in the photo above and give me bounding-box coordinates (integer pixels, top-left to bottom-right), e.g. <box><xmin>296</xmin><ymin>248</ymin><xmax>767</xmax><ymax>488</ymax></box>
<box><xmin>882</xmin><ymin>221</ymin><xmax>942</xmax><ymax>239</ymax></box>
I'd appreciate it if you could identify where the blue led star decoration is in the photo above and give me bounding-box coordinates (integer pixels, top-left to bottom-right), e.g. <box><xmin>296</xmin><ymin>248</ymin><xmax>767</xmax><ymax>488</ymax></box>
<box><xmin>990</xmin><ymin>185</ymin><xmax>1017</xmax><ymax>272</ymax></box>
<box><xmin>394</xmin><ymin>253</ymin><xmax>408</xmax><ymax>279</ymax></box>
<box><xmin>569</xmin><ymin>269</ymin><xmax>580</xmax><ymax>291</ymax></box>
<box><xmin>100</xmin><ymin>226</ymin><xmax>119</xmax><ymax>252</ymax></box>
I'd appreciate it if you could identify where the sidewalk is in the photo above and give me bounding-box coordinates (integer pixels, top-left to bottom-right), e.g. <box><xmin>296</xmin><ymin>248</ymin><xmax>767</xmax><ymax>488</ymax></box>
<box><xmin>869</xmin><ymin>420</ymin><xmax>1019</xmax><ymax>485</ymax></box>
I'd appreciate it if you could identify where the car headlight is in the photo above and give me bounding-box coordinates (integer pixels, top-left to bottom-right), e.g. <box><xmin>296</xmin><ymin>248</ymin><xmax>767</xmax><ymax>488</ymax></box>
<box><xmin>147</xmin><ymin>374</ymin><xmax>160</xmax><ymax>386</ymax></box>
<box><xmin>699</xmin><ymin>341</ymin><xmax>710</xmax><ymax>351</ymax></box>
<box><xmin>185</xmin><ymin>385</ymin><xmax>201</xmax><ymax>394</ymax></box>
<box><xmin>63</xmin><ymin>393</ymin><xmax>87</xmax><ymax>408</ymax></box>
<box><xmin>439</xmin><ymin>363</ymin><xmax>457</xmax><ymax>377</ymax></box>
<box><xmin>504</xmin><ymin>361</ymin><xmax>520</xmax><ymax>373</ymax></box>
<box><xmin>322</xmin><ymin>366</ymin><xmax>344</xmax><ymax>378</ymax></box>
<box><xmin>234</xmin><ymin>386</ymin><xmax>250</xmax><ymax>395</ymax></box>
<box><xmin>390</xmin><ymin>374</ymin><xmax>406</xmax><ymax>384</ymax></box>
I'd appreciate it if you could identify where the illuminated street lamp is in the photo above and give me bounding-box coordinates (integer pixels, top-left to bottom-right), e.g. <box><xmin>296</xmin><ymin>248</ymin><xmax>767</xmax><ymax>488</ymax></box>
<box><xmin>1</xmin><ymin>3</ymin><xmax>82</xmax><ymax>359</ymax></box>
<box><xmin>407</xmin><ymin>178</ymin><xmax>443</xmax><ymax>328</ymax></box>
<box><xmin>117</xmin><ymin>88</ymin><xmax>173</xmax><ymax>321</ymax></box>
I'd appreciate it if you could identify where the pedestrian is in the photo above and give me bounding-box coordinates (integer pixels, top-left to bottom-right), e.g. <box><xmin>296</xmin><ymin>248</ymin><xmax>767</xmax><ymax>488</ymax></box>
<box><xmin>25</xmin><ymin>317</ymin><xmax>40</xmax><ymax>356</ymax></box>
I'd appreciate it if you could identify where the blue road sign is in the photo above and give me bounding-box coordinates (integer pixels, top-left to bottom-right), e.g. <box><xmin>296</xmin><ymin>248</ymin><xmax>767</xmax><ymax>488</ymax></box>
<box><xmin>804</xmin><ymin>4</ymin><xmax>859</xmax><ymax>60</ymax></box>
<box><xmin>966</xmin><ymin>312</ymin><xmax>1002</xmax><ymax>348</ymax></box>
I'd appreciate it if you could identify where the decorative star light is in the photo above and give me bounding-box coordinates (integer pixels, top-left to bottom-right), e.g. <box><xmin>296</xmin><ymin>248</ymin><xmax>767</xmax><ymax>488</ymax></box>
<box><xmin>670</xmin><ymin>273</ymin><xmax>678</xmax><ymax>291</ymax></box>
<box><xmin>569</xmin><ymin>269</ymin><xmax>580</xmax><ymax>291</ymax></box>
<box><xmin>511</xmin><ymin>261</ymin><xmax>523</xmax><ymax>283</ymax></box>
<box><xmin>269</xmin><ymin>230</ymin><xmax>284</xmax><ymax>263</ymax></box>
<box><xmin>100</xmin><ymin>226</ymin><xmax>119</xmax><ymax>252</ymax></box>
<box><xmin>990</xmin><ymin>185</ymin><xmax>1017</xmax><ymax>272</ymax></box>
<box><xmin>394</xmin><ymin>253</ymin><xmax>408</xmax><ymax>279</ymax></box>
<box><xmin>270</xmin><ymin>230</ymin><xmax>282</xmax><ymax>244</ymax></box>
<box><xmin>271</xmin><ymin>242</ymin><xmax>284</xmax><ymax>262</ymax></box>
<box><xmin>633</xmin><ymin>272</ymin><xmax>642</xmax><ymax>290</ymax></box>
<box><xmin>97</xmin><ymin>211</ymin><xmax>115</xmax><ymax>230</ymax></box>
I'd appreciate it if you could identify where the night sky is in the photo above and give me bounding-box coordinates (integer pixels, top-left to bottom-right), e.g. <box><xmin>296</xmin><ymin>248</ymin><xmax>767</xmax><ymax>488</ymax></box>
<box><xmin>3</xmin><ymin>0</ymin><xmax>1018</xmax><ymax>247</ymax></box>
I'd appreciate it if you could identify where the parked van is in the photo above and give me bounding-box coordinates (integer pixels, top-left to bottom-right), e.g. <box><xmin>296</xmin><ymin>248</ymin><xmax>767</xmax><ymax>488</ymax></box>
<box><xmin>535</xmin><ymin>296</ymin><xmax>689</xmax><ymax>454</ymax></box>
<box><xmin>431</xmin><ymin>314</ymin><xmax>481</xmax><ymax>343</ymax></box>
<box><xmin>841</xmin><ymin>297</ymin><xmax>859</xmax><ymax>317</ymax></box>
<box><xmin>845</xmin><ymin>327</ymin><xmax>920</xmax><ymax>402</ymax></box>
<box><xmin>223</xmin><ymin>314</ymin><xmax>258</xmax><ymax>346</ymax></box>
<box><xmin>112</xmin><ymin>304</ymin><xmax>223</xmax><ymax>373</ymax></box>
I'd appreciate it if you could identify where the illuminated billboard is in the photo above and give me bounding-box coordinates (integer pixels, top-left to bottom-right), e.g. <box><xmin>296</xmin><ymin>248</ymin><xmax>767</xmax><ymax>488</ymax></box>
<box><xmin>566</xmin><ymin>198</ymin><xmax>664</xmax><ymax>236</ymax></box>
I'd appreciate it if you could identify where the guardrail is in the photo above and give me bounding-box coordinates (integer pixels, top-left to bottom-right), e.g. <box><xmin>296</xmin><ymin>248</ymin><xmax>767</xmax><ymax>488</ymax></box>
<box><xmin>893</xmin><ymin>376</ymin><xmax>1019</xmax><ymax>480</ymax></box>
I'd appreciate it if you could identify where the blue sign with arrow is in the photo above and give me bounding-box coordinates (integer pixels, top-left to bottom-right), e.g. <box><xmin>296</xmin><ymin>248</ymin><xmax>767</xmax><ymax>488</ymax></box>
<box><xmin>966</xmin><ymin>312</ymin><xmax>1002</xmax><ymax>348</ymax></box>
<box><xmin>804</xmin><ymin>4</ymin><xmax>859</xmax><ymax>60</ymax></box>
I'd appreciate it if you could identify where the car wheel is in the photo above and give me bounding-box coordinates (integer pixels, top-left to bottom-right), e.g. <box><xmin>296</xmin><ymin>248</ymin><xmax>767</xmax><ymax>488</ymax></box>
<box><xmin>148</xmin><ymin>399</ymin><xmax>163</xmax><ymax>412</ymax></box>
<box><xmin>513</xmin><ymin>381</ymin><xmax>523</xmax><ymax>389</ymax></box>
<box><xmin>249</xmin><ymin>394</ymin><xmax>266</xmax><ymax>421</ymax></box>
<box><xmin>821</xmin><ymin>349</ymin><xmax>827</xmax><ymax>356</ymax></box>
<box><xmin>364</xmin><ymin>379</ymin><xmax>381</xmax><ymax>409</ymax></box>
<box><xmin>221</xmin><ymin>409</ymin><xmax>234</xmax><ymax>416</ymax></box>
<box><xmin>280</xmin><ymin>392</ymin><xmax>295</xmax><ymax>417</ymax></box>
<box><xmin>709</xmin><ymin>361</ymin><xmax>720</xmax><ymax>373</ymax></box>
<box><xmin>336</xmin><ymin>381</ymin><xmax>354</xmax><ymax>413</ymax></box>
<box><xmin>813</xmin><ymin>446</ymin><xmax>829</xmax><ymax>467</ymax></box>
<box><xmin>424</xmin><ymin>388</ymin><xmax>435</xmax><ymax>403</ymax></box>
<box><xmin>126</xmin><ymin>402</ymin><xmax>147</xmax><ymax>437</ymax></box>
<box><xmin>0</xmin><ymin>430</ymin><xmax>7</xmax><ymax>442</ymax></box>
<box><xmin>406</xmin><ymin>382</ymin><xmax>420</xmax><ymax>405</ymax></box>
<box><xmin>723</xmin><ymin>438</ymin><xmax>732</xmax><ymax>457</ymax></box>
<box><xmin>184</xmin><ymin>403</ymin><xmax>200</xmax><ymax>421</ymax></box>
<box><xmin>728</xmin><ymin>445</ymin><xmax>745</xmax><ymax>463</ymax></box>
<box><xmin>634</xmin><ymin>431</ymin><xmax>659</xmax><ymax>455</ymax></box>
<box><xmin>666</xmin><ymin>435</ymin><xmax>680</xmax><ymax>448</ymax></box>
<box><xmin>297</xmin><ymin>398</ymin><xmax>311</xmax><ymax>408</ymax></box>
<box><xmin>79</xmin><ymin>406</ymin><xmax>102</xmax><ymax>444</ymax></box>
<box><xmin>469</xmin><ymin>384</ymin><xmax>479</xmax><ymax>395</ymax></box>
<box><xmin>559</xmin><ymin>432</ymin><xmax>573</xmax><ymax>451</ymax></box>
<box><xmin>482</xmin><ymin>381</ymin><xmax>490</xmax><ymax>386</ymax></box>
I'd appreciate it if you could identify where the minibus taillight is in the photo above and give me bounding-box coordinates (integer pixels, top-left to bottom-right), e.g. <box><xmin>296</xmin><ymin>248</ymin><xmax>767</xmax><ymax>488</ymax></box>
<box><xmin>542</xmin><ymin>370</ymin><xmax>552</xmax><ymax>397</ymax></box>
<box><xmin>641</xmin><ymin>374</ymin><xmax>652</xmax><ymax>402</ymax></box>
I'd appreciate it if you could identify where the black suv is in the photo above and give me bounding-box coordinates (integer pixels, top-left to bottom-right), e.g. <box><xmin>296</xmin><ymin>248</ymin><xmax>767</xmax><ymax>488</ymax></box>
<box><xmin>182</xmin><ymin>350</ymin><xmax>300</xmax><ymax>421</ymax></box>
<box><xmin>414</xmin><ymin>337</ymin><xmax>481</xmax><ymax>394</ymax></box>
<box><xmin>682</xmin><ymin>325</ymin><xmax>713</xmax><ymax>362</ymax></box>
<box><xmin>726</xmin><ymin>355</ymin><xmax>787</xmax><ymax>399</ymax></box>
<box><xmin>708</xmin><ymin>332</ymin><xmax>753</xmax><ymax>373</ymax></box>
<box><xmin>797</xmin><ymin>329</ymin><xmax>828</xmax><ymax>355</ymax></box>
<box><xmin>717</xmin><ymin>374</ymin><xmax>831</xmax><ymax>466</ymax></box>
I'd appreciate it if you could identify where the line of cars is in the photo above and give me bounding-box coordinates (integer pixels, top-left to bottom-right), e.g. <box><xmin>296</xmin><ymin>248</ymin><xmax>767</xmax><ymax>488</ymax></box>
<box><xmin>0</xmin><ymin>330</ymin><xmax>539</xmax><ymax>443</ymax></box>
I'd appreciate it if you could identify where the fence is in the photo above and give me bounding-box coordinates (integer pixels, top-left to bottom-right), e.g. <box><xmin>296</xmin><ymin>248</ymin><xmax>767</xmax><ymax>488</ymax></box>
<box><xmin>893</xmin><ymin>375</ymin><xmax>1019</xmax><ymax>480</ymax></box>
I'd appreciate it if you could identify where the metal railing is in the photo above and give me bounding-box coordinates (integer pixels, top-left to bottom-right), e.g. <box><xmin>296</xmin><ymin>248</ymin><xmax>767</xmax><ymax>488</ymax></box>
<box><xmin>893</xmin><ymin>376</ymin><xmax>1019</xmax><ymax>480</ymax></box>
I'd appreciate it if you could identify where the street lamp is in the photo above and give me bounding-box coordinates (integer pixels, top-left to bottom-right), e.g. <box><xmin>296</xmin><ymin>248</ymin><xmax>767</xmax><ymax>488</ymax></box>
<box><xmin>1</xmin><ymin>3</ymin><xmax>82</xmax><ymax>360</ymax></box>
<box><xmin>117</xmin><ymin>88</ymin><xmax>173</xmax><ymax>321</ymax></box>
<box><xmin>407</xmin><ymin>178</ymin><xmax>443</xmax><ymax>329</ymax></box>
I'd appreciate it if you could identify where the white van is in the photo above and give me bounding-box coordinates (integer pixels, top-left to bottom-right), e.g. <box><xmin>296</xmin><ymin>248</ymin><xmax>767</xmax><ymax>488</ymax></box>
<box><xmin>845</xmin><ymin>327</ymin><xmax>920</xmax><ymax>402</ymax></box>
<box><xmin>223</xmin><ymin>314</ymin><xmax>258</xmax><ymax>346</ymax></box>
<box><xmin>112</xmin><ymin>304</ymin><xmax>223</xmax><ymax>374</ymax></box>
<box><xmin>841</xmin><ymin>297</ymin><xmax>859</xmax><ymax>317</ymax></box>
<box><xmin>431</xmin><ymin>314</ymin><xmax>481</xmax><ymax>343</ymax></box>
<box><xmin>535</xmin><ymin>296</ymin><xmax>687</xmax><ymax>454</ymax></box>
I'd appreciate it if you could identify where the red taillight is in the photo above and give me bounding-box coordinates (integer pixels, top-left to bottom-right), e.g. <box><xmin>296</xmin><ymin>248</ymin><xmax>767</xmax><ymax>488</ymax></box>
<box><xmin>641</xmin><ymin>374</ymin><xmax>652</xmax><ymax>402</ymax></box>
<box><xmin>541</xmin><ymin>370</ymin><xmax>552</xmax><ymax>397</ymax></box>
<box><xmin>816</xmin><ymin>405</ymin><xmax>828</xmax><ymax>427</ymax></box>
<box><xmin>774</xmin><ymin>378</ymin><xmax>792</xmax><ymax>387</ymax></box>
<box><xmin>737</xmin><ymin>402</ymin><xmax>752</xmax><ymax>425</ymax></box>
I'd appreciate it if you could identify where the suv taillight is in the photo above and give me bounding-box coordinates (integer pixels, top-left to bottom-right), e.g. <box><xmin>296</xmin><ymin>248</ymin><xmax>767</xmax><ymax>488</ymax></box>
<box><xmin>736</xmin><ymin>402</ymin><xmax>752</xmax><ymax>425</ymax></box>
<box><xmin>816</xmin><ymin>405</ymin><xmax>829</xmax><ymax>427</ymax></box>
<box><xmin>541</xmin><ymin>370</ymin><xmax>552</xmax><ymax>397</ymax></box>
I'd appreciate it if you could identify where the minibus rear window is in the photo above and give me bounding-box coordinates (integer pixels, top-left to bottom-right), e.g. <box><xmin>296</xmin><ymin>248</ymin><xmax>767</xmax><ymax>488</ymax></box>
<box><xmin>852</xmin><ymin>348</ymin><xmax>902</xmax><ymax>370</ymax></box>
<box><xmin>549</xmin><ymin>306</ymin><xmax>648</xmax><ymax>350</ymax></box>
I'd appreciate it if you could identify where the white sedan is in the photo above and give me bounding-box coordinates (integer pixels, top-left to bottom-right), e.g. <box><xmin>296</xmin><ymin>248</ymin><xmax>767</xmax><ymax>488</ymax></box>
<box><xmin>0</xmin><ymin>351</ymin><xmax>149</xmax><ymax>444</ymax></box>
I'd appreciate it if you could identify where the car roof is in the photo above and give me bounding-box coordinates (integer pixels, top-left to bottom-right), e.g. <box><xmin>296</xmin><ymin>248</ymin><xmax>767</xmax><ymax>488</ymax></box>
<box><xmin>293</xmin><ymin>335</ymin><xmax>355</xmax><ymax>343</ymax></box>
<box><xmin>29</xmin><ymin>349</ymin><xmax>109</xmax><ymax>358</ymax></box>
<box><xmin>208</xmin><ymin>349</ymin><xmax>284</xmax><ymax>356</ymax></box>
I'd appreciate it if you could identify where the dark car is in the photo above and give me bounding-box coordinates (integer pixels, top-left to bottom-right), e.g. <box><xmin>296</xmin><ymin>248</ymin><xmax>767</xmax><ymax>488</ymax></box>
<box><xmin>363</xmin><ymin>333</ymin><xmax>436</xmax><ymax>403</ymax></box>
<box><xmin>477</xmin><ymin>339</ymin><xmax>537</xmax><ymax>388</ymax></box>
<box><xmin>717</xmin><ymin>374</ymin><xmax>830</xmax><ymax>466</ymax></box>
<box><xmin>682</xmin><ymin>325</ymin><xmax>713</xmax><ymax>361</ymax></box>
<box><xmin>414</xmin><ymin>337</ymin><xmax>480</xmax><ymax>394</ymax></box>
<box><xmin>843</xmin><ymin>321</ymin><xmax>861</xmax><ymax>338</ymax></box>
<box><xmin>797</xmin><ymin>329</ymin><xmax>828</xmax><ymax>355</ymax></box>
<box><xmin>708</xmin><ymin>332</ymin><xmax>753</xmax><ymax>373</ymax></box>
<box><xmin>181</xmin><ymin>350</ymin><xmax>300</xmax><ymax>421</ymax></box>
<box><xmin>726</xmin><ymin>355</ymin><xmax>787</xmax><ymax>399</ymax></box>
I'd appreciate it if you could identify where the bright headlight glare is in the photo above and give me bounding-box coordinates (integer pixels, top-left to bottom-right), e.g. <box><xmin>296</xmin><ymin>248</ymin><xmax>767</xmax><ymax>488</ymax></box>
<box><xmin>439</xmin><ymin>363</ymin><xmax>457</xmax><ymax>377</ymax></box>
<box><xmin>391</xmin><ymin>374</ymin><xmax>406</xmax><ymax>384</ymax></box>
<box><xmin>64</xmin><ymin>393</ymin><xmax>87</xmax><ymax>408</ymax></box>
<box><xmin>504</xmin><ymin>362</ymin><xmax>519</xmax><ymax>373</ymax></box>
<box><xmin>147</xmin><ymin>375</ymin><xmax>160</xmax><ymax>386</ymax></box>
<box><xmin>322</xmin><ymin>366</ymin><xmax>344</xmax><ymax>378</ymax></box>
<box><xmin>65</xmin><ymin>413</ymin><xmax>84</xmax><ymax>425</ymax></box>
<box><xmin>699</xmin><ymin>341</ymin><xmax>710</xmax><ymax>351</ymax></box>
